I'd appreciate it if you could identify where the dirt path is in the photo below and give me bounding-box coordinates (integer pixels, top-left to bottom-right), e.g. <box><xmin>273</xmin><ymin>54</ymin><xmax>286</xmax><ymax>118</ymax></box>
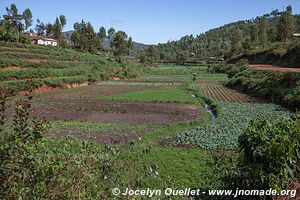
<box><xmin>249</xmin><ymin>64</ymin><xmax>300</xmax><ymax>72</ymax></box>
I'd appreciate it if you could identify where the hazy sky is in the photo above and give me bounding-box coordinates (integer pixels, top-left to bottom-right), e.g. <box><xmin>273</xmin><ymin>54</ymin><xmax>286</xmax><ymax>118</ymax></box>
<box><xmin>1</xmin><ymin>0</ymin><xmax>300</xmax><ymax>44</ymax></box>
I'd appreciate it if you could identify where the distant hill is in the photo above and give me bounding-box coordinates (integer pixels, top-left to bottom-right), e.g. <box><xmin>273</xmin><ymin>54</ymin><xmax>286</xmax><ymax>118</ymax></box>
<box><xmin>63</xmin><ymin>31</ymin><xmax>149</xmax><ymax>54</ymax></box>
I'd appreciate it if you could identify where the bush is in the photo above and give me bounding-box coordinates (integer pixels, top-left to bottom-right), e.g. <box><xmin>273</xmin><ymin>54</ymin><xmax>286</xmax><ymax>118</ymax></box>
<box><xmin>224</xmin><ymin>114</ymin><xmax>300</xmax><ymax>193</ymax></box>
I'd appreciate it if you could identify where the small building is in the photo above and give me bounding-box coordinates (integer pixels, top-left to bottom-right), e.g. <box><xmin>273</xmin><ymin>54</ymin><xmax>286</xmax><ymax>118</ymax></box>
<box><xmin>293</xmin><ymin>33</ymin><xmax>300</xmax><ymax>37</ymax></box>
<box><xmin>26</xmin><ymin>32</ymin><xmax>58</xmax><ymax>47</ymax></box>
<box><xmin>37</xmin><ymin>38</ymin><xmax>58</xmax><ymax>46</ymax></box>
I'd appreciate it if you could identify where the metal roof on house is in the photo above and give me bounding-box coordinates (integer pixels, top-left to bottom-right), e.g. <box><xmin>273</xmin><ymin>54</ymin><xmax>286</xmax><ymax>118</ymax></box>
<box><xmin>38</xmin><ymin>37</ymin><xmax>58</xmax><ymax>42</ymax></box>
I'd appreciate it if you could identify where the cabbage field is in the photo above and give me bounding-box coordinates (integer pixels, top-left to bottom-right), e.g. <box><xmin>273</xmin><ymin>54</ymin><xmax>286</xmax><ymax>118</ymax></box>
<box><xmin>171</xmin><ymin>102</ymin><xmax>291</xmax><ymax>150</ymax></box>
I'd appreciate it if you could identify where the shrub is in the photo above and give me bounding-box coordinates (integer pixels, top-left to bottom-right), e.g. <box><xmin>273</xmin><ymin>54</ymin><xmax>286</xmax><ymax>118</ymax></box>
<box><xmin>224</xmin><ymin>114</ymin><xmax>300</xmax><ymax>193</ymax></box>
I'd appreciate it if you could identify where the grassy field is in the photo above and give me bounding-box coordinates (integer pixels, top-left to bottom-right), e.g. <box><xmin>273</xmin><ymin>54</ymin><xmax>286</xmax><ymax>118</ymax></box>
<box><xmin>105</xmin><ymin>89</ymin><xmax>196</xmax><ymax>103</ymax></box>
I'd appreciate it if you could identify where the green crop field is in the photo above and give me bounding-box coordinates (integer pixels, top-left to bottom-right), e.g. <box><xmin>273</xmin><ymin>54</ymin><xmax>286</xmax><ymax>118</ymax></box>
<box><xmin>105</xmin><ymin>89</ymin><xmax>196</xmax><ymax>103</ymax></box>
<box><xmin>97</xmin><ymin>81</ymin><xmax>182</xmax><ymax>87</ymax></box>
<box><xmin>171</xmin><ymin>102</ymin><xmax>291</xmax><ymax>150</ymax></box>
<box><xmin>0</xmin><ymin>42</ymin><xmax>144</xmax><ymax>93</ymax></box>
<box><xmin>147</xmin><ymin>64</ymin><xmax>208</xmax><ymax>75</ymax></box>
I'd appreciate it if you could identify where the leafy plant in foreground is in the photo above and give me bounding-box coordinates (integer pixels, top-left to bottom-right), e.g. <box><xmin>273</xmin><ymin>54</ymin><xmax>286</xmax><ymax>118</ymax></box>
<box><xmin>223</xmin><ymin>114</ymin><xmax>300</xmax><ymax>199</ymax></box>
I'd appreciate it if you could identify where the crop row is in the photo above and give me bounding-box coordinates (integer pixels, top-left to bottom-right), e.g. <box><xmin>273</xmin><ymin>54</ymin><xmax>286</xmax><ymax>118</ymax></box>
<box><xmin>189</xmin><ymin>83</ymin><xmax>259</xmax><ymax>103</ymax></box>
<box><xmin>0</xmin><ymin>58</ymin><xmax>80</xmax><ymax>69</ymax></box>
<box><xmin>0</xmin><ymin>67</ymin><xmax>87</xmax><ymax>81</ymax></box>
<box><xmin>0</xmin><ymin>76</ymin><xmax>90</xmax><ymax>92</ymax></box>
<box><xmin>0</xmin><ymin>52</ymin><xmax>78</xmax><ymax>61</ymax></box>
<box><xmin>171</xmin><ymin>102</ymin><xmax>291</xmax><ymax>150</ymax></box>
<box><xmin>147</xmin><ymin>66</ymin><xmax>208</xmax><ymax>75</ymax></box>
<box><xmin>0</xmin><ymin>41</ymin><xmax>77</xmax><ymax>56</ymax></box>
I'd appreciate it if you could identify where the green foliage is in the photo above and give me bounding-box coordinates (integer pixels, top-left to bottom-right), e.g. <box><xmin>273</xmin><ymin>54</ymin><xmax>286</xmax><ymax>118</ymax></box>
<box><xmin>258</xmin><ymin>17</ymin><xmax>269</xmax><ymax>49</ymax></box>
<box><xmin>110</xmin><ymin>31</ymin><xmax>132</xmax><ymax>61</ymax></box>
<box><xmin>225</xmin><ymin>66</ymin><xmax>300</xmax><ymax>110</ymax></box>
<box><xmin>0</xmin><ymin>89</ymin><xmax>7</xmax><ymax>132</ymax></box>
<box><xmin>208</xmin><ymin>65</ymin><xmax>247</xmax><ymax>78</ymax></box>
<box><xmin>278</xmin><ymin>10</ymin><xmax>295</xmax><ymax>42</ymax></box>
<box><xmin>172</xmin><ymin>102</ymin><xmax>291</xmax><ymax>150</ymax></box>
<box><xmin>71</xmin><ymin>20</ymin><xmax>102</xmax><ymax>52</ymax></box>
<box><xmin>128</xmin><ymin>147</ymin><xmax>220</xmax><ymax>189</ymax></box>
<box><xmin>98</xmin><ymin>81</ymin><xmax>181</xmax><ymax>87</ymax></box>
<box><xmin>0</xmin><ymin>68</ymin><xmax>86</xmax><ymax>81</ymax></box>
<box><xmin>147</xmin><ymin>64</ymin><xmax>208</xmax><ymax>75</ymax></box>
<box><xmin>156</xmin><ymin>6</ymin><xmax>299</xmax><ymax>62</ymax></box>
<box><xmin>98</xmin><ymin>26</ymin><xmax>106</xmax><ymax>41</ymax></box>
<box><xmin>147</xmin><ymin>45</ymin><xmax>158</xmax><ymax>64</ymax></box>
<box><xmin>107</xmin><ymin>27</ymin><xmax>115</xmax><ymax>39</ymax></box>
<box><xmin>231</xmin><ymin>28</ymin><xmax>244</xmax><ymax>54</ymax></box>
<box><xmin>105</xmin><ymin>89</ymin><xmax>196</xmax><ymax>103</ymax></box>
<box><xmin>0</xmin><ymin>42</ymin><xmax>144</xmax><ymax>92</ymax></box>
<box><xmin>224</xmin><ymin>114</ymin><xmax>300</xmax><ymax>192</ymax></box>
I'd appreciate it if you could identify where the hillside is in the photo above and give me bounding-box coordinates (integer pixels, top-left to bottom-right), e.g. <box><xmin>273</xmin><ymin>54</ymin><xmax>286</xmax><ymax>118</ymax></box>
<box><xmin>156</xmin><ymin>8</ymin><xmax>300</xmax><ymax>64</ymax></box>
<box><xmin>228</xmin><ymin>41</ymin><xmax>300</xmax><ymax>67</ymax></box>
<box><xmin>0</xmin><ymin>41</ymin><xmax>144</xmax><ymax>93</ymax></box>
<box><xmin>63</xmin><ymin>31</ymin><xmax>149</xmax><ymax>54</ymax></box>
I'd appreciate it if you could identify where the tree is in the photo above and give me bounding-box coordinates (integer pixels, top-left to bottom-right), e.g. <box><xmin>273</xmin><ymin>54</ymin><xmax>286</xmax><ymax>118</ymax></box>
<box><xmin>231</xmin><ymin>28</ymin><xmax>243</xmax><ymax>54</ymax></box>
<box><xmin>71</xmin><ymin>20</ymin><xmax>101</xmax><ymax>52</ymax></box>
<box><xmin>176</xmin><ymin>51</ymin><xmax>188</xmax><ymax>64</ymax></box>
<box><xmin>107</xmin><ymin>27</ymin><xmax>115</xmax><ymax>39</ymax></box>
<box><xmin>138</xmin><ymin>52</ymin><xmax>147</xmax><ymax>63</ymax></box>
<box><xmin>258</xmin><ymin>17</ymin><xmax>269</xmax><ymax>49</ymax></box>
<box><xmin>278</xmin><ymin>10</ymin><xmax>295</xmax><ymax>42</ymax></box>
<box><xmin>59</xmin><ymin>15</ymin><xmax>67</xmax><ymax>29</ymax></box>
<box><xmin>268</xmin><ymin>26</ymin><xmax>278</xmax><ymax>42</ymax></box>
<box><xmin>127</xmin><ymin>37</ymin><xmax>133</xmax><ymax>55</ymax></box>
<box><xmin>147</xmin><ymin>45</ymin><xmax>158</xmax><ymax>64</ymax></box>
<box><xmin>35</xmin><ymin>18</ymin><xmax>46</xmax><ymax>36</ymax></box>
<box><xmin>286</xmin><ymin>5</ymin><xmax>293</xmax><ymax>14</ymax></box>
<box><xmin>110</xmin><ymin>31</ymin><xmax>129</xmax><ymax>62</ymax></box>
<box><xmin>52</xmin><ymin>15</ymin><xmax>67</xmax><ymax>39</ymax></box>
<box><xmin>98</xmin><ymin>26</ymin><xmax>106</xmax><ymax>42</ymax></box>
<box><xmin>250</xmin><ymin>23</ymin><xmax>259</xmax><ymax>45</ymax></box>
<box><xmin>23</xmin><ymin>8</ymin><xmax>32</xmax><ymax>31</ymax></box>
<box><xmin>2</xmin><ymin>4</ymin><xmax>24</xmax><ymax>42</ymax></box>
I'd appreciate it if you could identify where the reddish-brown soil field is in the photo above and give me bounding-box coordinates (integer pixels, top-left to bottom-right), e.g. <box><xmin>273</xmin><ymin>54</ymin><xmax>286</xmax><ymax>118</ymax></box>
<box><xmin>249</xmin><ymin>64</ymin><xmax>300</xmax><ymax>72</ymax></box>
<box><xmin>22</xmin><ymin>58</ymin><xmax>49</xmax><ymax>63</ymax></box>
<box><xmin>32</xmin><ymin>102</ymin><xmax>200</xmax><ymax>124</ymax></box>
<box><xmin>18</xmin><ymin>84</ymin><xmax>61</xmax><ymax>95</ymax></box>
<box><xmin>12</xmin><ymin>85</ymin><xmax>201</xmax><ymax>125</ymax></box>
<box><xmin>1</xmin><ymin>66</ymin><xmax>23</xmax><ymax>70</ymax></box>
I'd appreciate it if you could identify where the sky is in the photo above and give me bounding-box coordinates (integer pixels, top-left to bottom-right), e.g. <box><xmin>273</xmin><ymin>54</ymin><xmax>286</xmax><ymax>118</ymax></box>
<box><xmin>1</xmin><ymin>0</ymin><xmax>300</xmax><ymax>44</ymax></box>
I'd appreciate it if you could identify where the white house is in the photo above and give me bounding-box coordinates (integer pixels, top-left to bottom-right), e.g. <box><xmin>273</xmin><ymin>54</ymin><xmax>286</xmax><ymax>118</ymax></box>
<box><xmin>293</xmin><ymin>33</ymin><xmax>300</xmax><ymax>37</ymax></box>
<box><xmin>37</xmin><ymin>38</ymin><xmax>58</xmax><ymax>46</ymax></box>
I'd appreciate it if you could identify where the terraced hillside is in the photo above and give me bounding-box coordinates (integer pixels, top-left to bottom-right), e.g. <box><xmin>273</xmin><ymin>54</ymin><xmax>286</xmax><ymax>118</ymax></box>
<box><xmin>0</xmin><ymin>42</ymin><xmax>144</xmax><ymax>93</ymax></box>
